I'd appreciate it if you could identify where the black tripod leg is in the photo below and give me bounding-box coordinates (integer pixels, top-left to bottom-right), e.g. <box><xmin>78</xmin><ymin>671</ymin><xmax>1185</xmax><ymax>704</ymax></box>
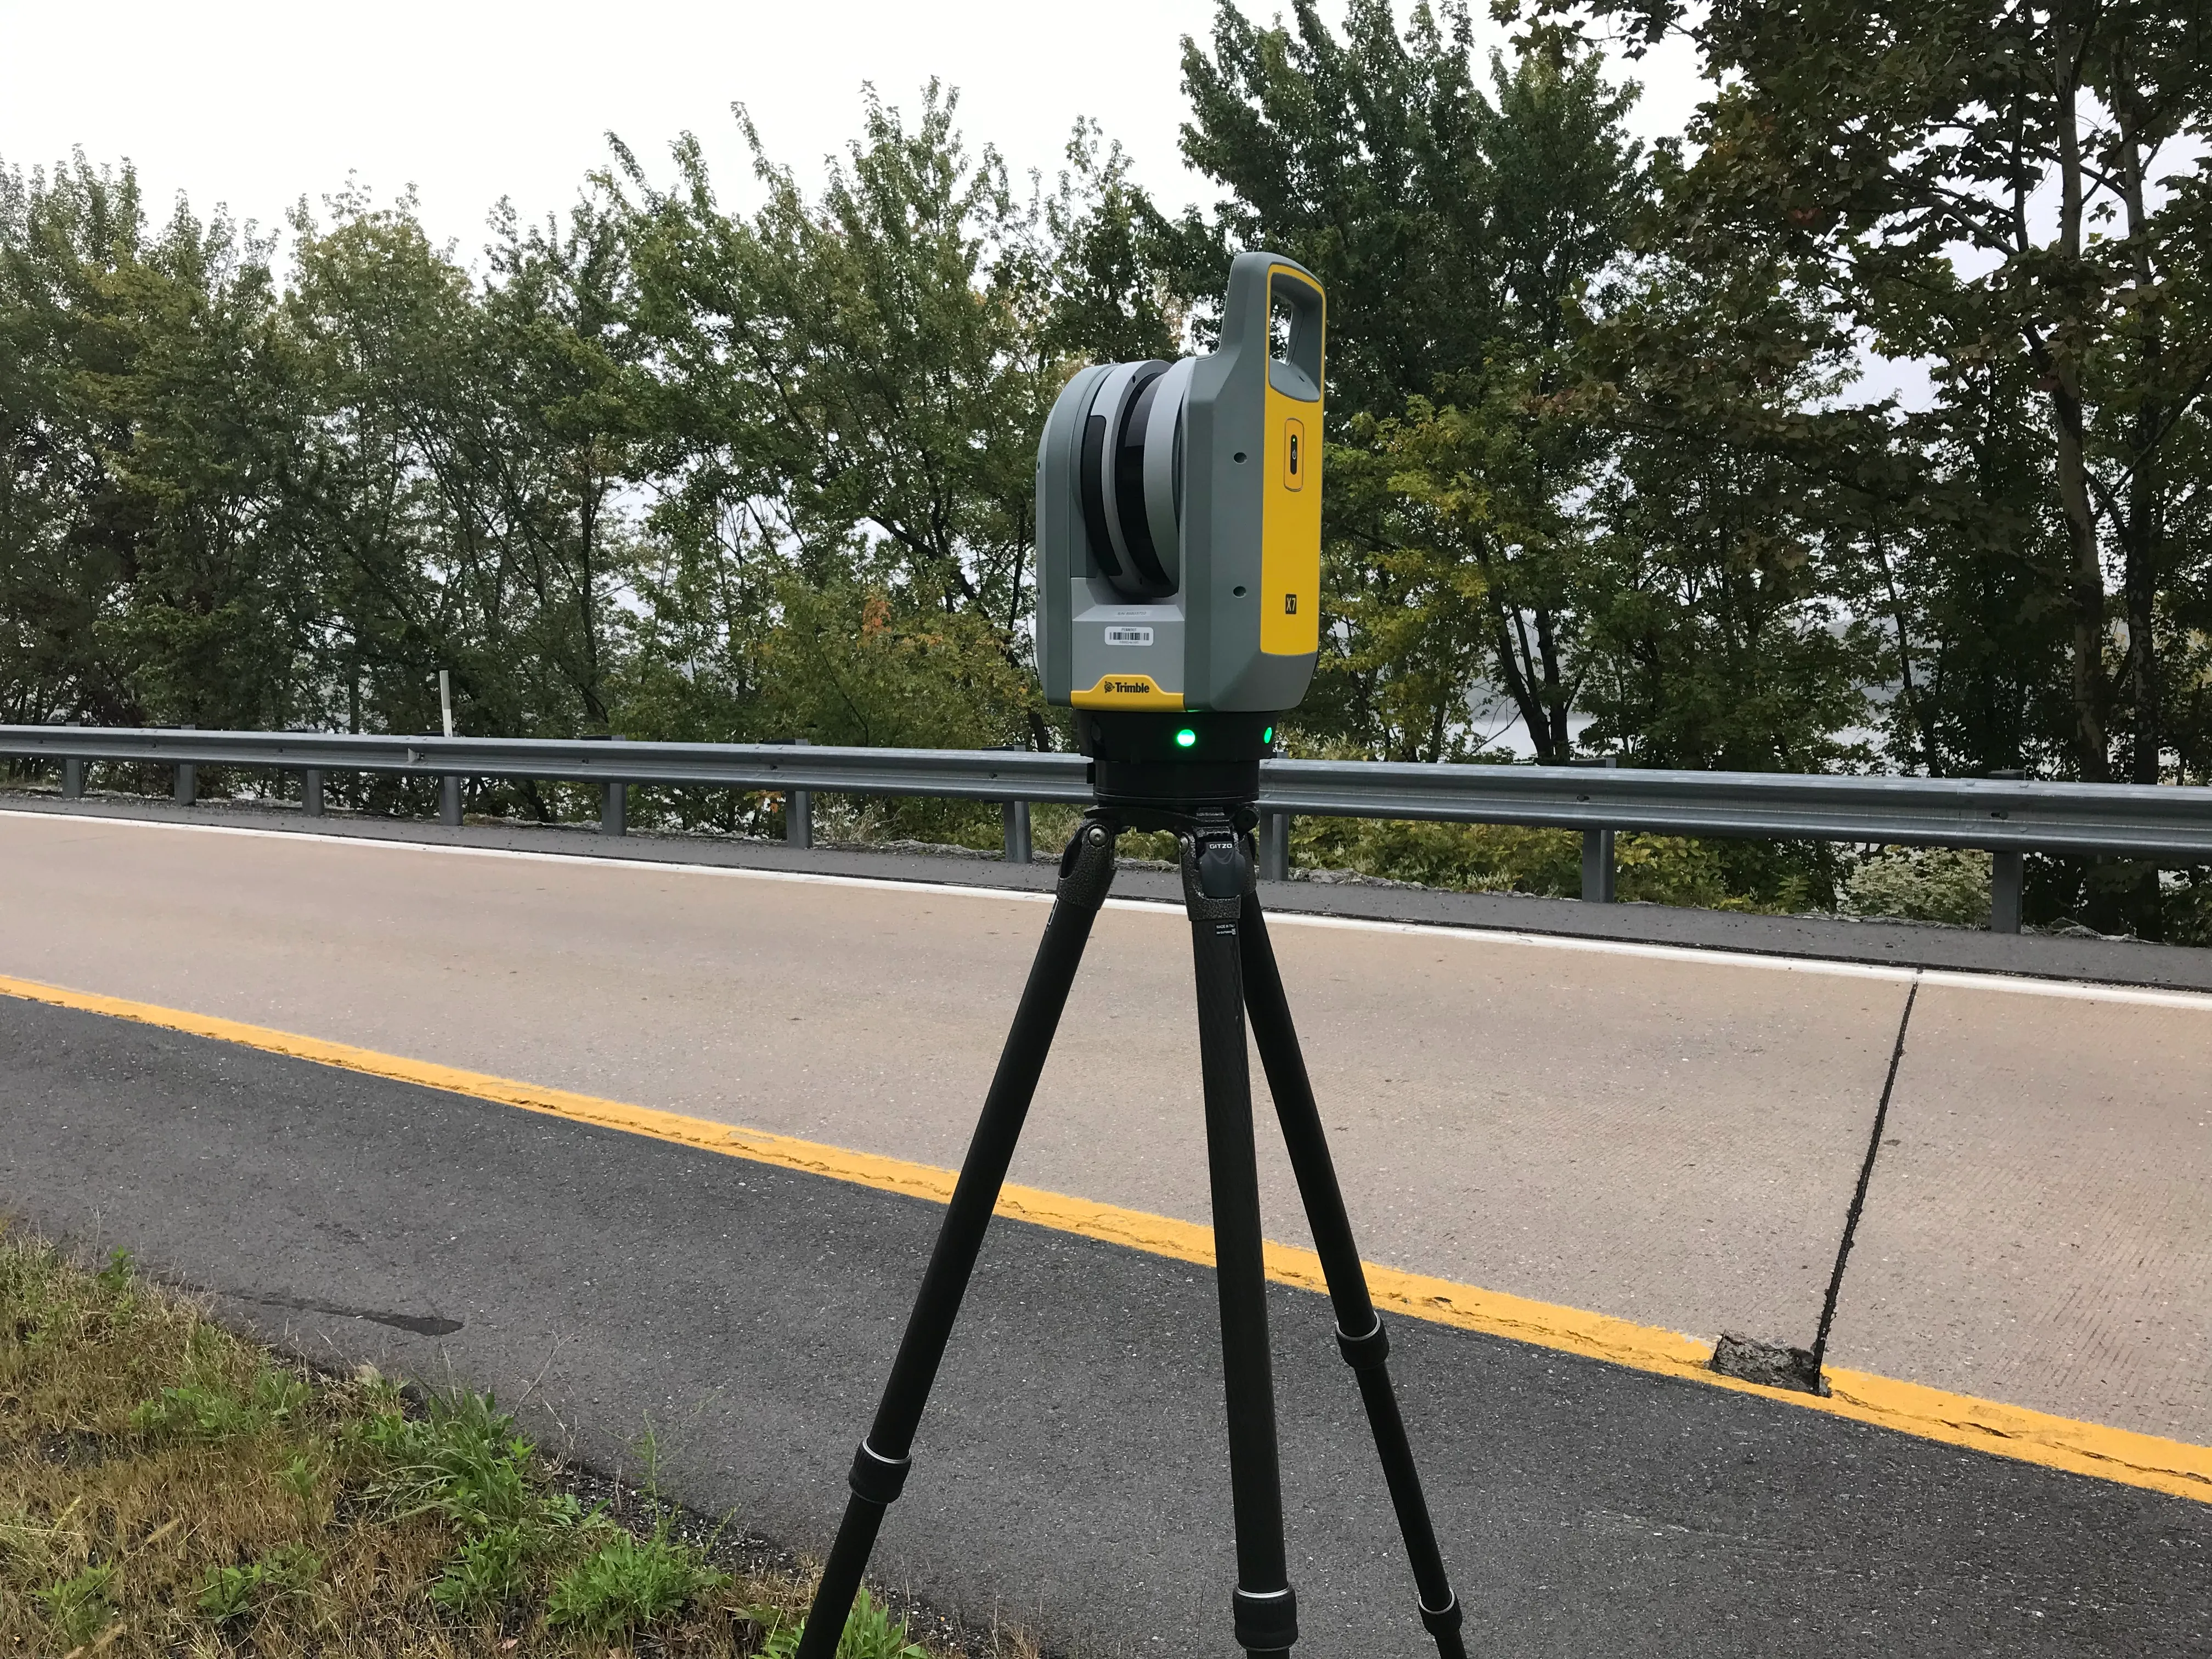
<box><xmin>1239</xmin><ymin>886</ymin><xmax>1469</xmax><ymax>1658</ymax></box>
<box><xmin>1182</xmin><ymin>822</ymin><xmax>1299</xmax><ymax>1658</ymax></box>
<box><xmin>793</xmin><ymin>816</ymin><xmax>1120</xmax><ymax>1659</ymax></box>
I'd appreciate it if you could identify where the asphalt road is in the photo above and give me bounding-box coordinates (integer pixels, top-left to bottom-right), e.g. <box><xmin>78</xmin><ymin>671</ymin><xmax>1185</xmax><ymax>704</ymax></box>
<box><xmin>4</xmin><ymin>995</ymin><xmax>2207</xmax><ymax>1657</ymax></box>
<box><xmin>3</xmin><ymin>808</ymin><xmax>2209</xmax><ymax>1442</ymax></box>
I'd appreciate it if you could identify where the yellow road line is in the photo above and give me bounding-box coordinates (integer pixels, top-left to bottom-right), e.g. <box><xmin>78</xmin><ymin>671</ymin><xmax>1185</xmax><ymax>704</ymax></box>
<box><xmin>4</xmin><ymin>969</ymin><xmax>2207</xmax><ymax>1506</ymax></box>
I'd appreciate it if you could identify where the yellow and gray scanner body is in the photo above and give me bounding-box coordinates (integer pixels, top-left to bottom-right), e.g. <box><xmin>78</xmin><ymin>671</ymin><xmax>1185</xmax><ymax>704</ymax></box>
<box><xmin>1036</xmin><ymin>252</ymin><xmax>1325</xmax><ymax>716</ymax></box>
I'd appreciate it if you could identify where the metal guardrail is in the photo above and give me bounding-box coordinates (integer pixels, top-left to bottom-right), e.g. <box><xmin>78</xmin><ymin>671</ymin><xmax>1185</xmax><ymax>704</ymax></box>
<box><xmin>1259</xmin><ymin>758</ymin><xmax>2212</xmax><ymax>859</ymax></box>
<box><xmin>7</xmin><ymin>725</ymin><xmax>2210</xmax><ymax>933</ymax></box>
<box><xmin>0</xmin><ymin>727</ymin><xmax>1094</xmax><ymax>802</ymax></box>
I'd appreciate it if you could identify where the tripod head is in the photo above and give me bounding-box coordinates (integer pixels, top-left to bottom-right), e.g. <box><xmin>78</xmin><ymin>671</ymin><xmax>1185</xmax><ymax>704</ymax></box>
<box><xmin>1077</xmin><ymin>708</ymin><xmax>1274</xmax><ymax>827</ymax></box>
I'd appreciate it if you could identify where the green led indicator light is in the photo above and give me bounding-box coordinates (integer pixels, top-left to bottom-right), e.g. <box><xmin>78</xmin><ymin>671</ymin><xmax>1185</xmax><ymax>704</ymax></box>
<box><xmin>1175</xmin><ymin>727</ymin><xmax>1198</xmax><ymax>749</ymax></box>
<box><xmin>1262</xmin><ymin>725</ymin><xmax>1274</xmax><ymax>743</ymax></box>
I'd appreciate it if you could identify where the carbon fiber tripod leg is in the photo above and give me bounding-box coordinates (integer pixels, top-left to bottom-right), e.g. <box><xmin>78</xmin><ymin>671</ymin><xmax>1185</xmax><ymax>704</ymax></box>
<box><xmin>1181</xmin><ymin>820</ymin><xmax>1298</xmax><ymax>1657</ymax></box>
<box><xmin>793</xmin><ymin>816</ymin><xmax>1120</xmax><ymax>1659</ymax></box>
<box><xmin>1239</xmin><ymin>882</ymin><xmax>1470</xmax><ymax>1659</ymax></box>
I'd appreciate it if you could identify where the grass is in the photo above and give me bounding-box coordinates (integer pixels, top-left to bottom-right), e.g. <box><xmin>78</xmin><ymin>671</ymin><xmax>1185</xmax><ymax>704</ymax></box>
<box><xmin>0</xmin><ymin>1233</ymin><xmax>1036</xmax><ymax>1657</ymax></box>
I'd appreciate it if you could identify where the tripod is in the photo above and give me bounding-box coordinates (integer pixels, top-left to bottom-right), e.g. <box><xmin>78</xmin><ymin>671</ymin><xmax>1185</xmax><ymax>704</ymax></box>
<box><xmin>794</xmin><ymin>805</ymin><xmax>1467</xmax><ymax>1659</ymax></box>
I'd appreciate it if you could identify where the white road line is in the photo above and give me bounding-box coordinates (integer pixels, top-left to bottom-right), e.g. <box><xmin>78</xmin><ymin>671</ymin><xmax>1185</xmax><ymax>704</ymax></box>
<box><xmin>11</xmin><ymin>806</ymin><xmax>2212</xmax><ymax>1013</ymax></box>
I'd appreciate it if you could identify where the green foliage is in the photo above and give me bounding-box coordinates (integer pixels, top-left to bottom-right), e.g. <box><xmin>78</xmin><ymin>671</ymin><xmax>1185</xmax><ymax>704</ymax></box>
<box><xmin>428</xmin><ymin>1519</ymin><xmax>560</xmax><ymax>1615</ymax></box>
<box><xmin>2</xmin><ymin>83</ymin><xmax>1167</xmax><ymax>781</ymax></box>
<box><xmin>1286</xmin><ymin>814</ymin><xmax>1826</xmax><ymax>911</ymax></box>
<box><xmin>1293</xmin><ymin>815</ymin><xmax>1582</xmax><ymax>893</ymax></box>
<box><xmin>35</xmin><ymin>1560</ymin><xmax>117</xmax><ymax>1645</ymax></box>
<box><xmin>761</xmin><ymin>1586</ymin><xmax>928</xmax><ymax>1659</ymax></box>
<box><xmin>1178</xmin><ymin>7</ymin><xmax>1647</xmax><ymax>763</ymax></box>
<box><xmin>8</xmin><ymin>1234</ymin><xmax>932</xmax><ymax>1655</ymax></box>
<box><xmin>351</xmin><ymin>1386</ymin><xmax>599</xmax><ymax>1616</ymax></box>
<box><xmin>274</xmin><ymin>1450</ymin><xmax>323</xmax><ymax>1510</ymax></box>
<box><xmin>544</xmin><ymin>1519</ymin><xmax>730</xmax><ymax>1638</ymax></box>
<box><xmin>1503</xmin><ymin>0</ymin><xmax>2212</xmax><ymax>928</ymax></box>
<box><xmin>2159</xmin><ymin>870</ymin><xmax>2212</xmax><ymax>947</ymax></box>
<box><xmin>759</xmin><ymin>583</ymin><xmax>1043</xmax><ymax>752</ymax></box>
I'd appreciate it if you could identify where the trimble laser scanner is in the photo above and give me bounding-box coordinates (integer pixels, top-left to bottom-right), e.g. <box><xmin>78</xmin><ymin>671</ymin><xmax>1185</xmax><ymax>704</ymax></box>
<box><xmin>798</xmin><ymin>249</ymin><xmax>1471</xmax><ymax>1659</ymax></box>
<box><xmin>1036</xmin><ymin>251</ymin><xmax>1325</xmax><ymax>806</ymax></box>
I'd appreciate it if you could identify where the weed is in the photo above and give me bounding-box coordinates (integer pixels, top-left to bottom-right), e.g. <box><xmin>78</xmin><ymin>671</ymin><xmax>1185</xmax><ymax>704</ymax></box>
<box><xmin>131</xmin><ymin>1361</ymin><xmax>308</xmax><ymax>1441</ymax></box>
<box><xmin>427</xmin><ymin>1519</ymin><xmax>537</xmax><ymax>1614</ymax></box>
<box><xmin>195</xmin><ymin>1541</ymin><xmax>321</xmax><ymax>1622</ymax></box>
<box><xmin>94</xmin><ymin>1249</ymin><xmax>135</xmax><ymax>1299</ymax></box>
<box><xmin>635</xmin><ymin>1412</ymin><xmax>665</xmax><ymax>1502</ymax></box>
<box><xmin>274</xmin><ymin>1448</ymin><xmax>326</xmax><ymax>1526</ymax></box>
<box><xmin>36</xmin><ymin>1560</ymin><xmax>117</xmax><ymax>1645</ymax></box>
<box><xmin>358</xmin><ymin>1389</ymin><xmax>540</xmax><ymax>1529</ymax></box>
<box><xmin>1843</xmin><ymin>845</ymin><xmax>1993</xmax><ymax>925</ymax></box>
<box><xmin>357</xmin><ymin>1385</ymin><xmax>607</xmax><ymax>1618</ymax></box>
<box><xmin>761</xmin><ymin>1586</ymin><xmax>929</xmax><ymax>1659</ymax></box>
<box><xmin>545</xmin><ymin>1517</ymin><xmax>730</xmax><ymax>1638</ymax></box>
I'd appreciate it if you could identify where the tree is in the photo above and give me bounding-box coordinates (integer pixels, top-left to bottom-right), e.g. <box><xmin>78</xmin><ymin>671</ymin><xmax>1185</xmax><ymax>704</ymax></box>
<box><xmin>1176</xmin><ymin>4</ymin><xmax>1647</xmax><ymax>760</ymax></box>
<box><xmin>0</xmin><ymin>153</ymin><xmax>144</xmax><ymax>726</ymax></box>
<box><xmin>1570</xmin><ymin>253</ymin><xmax>1882</xmax><ymax>772</ymax></box>
<box><xmin>616</xmin><ymin>88</ymin><xmax>1052</xmax><ymax>634</ymax></box>
<box><xmin>613</xmin><ymin>84</ymin><xmax>1180</xmax><ymax>751</ymax></box>
<box><xmin>1</xmin><ymin>151</ymin><xmax>319</xmax><ymax>732</ymax></box>
<box><xmin>1514</xmin><ymin>0</ymin><xmax>2212</xmax><ymax>789</ymax></box>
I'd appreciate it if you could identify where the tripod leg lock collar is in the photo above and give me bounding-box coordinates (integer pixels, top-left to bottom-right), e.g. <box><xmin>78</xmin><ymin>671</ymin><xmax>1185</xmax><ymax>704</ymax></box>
<box><xmin>1418</xmin><ymin>1589</ymin><xmax>1465</xmax><ymax>1642</ymax></box>
<box><xmin>845</xmin><ymin>1440</ymin><xmax>912</xmax><ymax>1508</ymax></box>
<box><xmin>1232</xmin><ymin>1585</ymin><xmax>1299</xmax><ymax>1652</ymax></box>
<box><xmin>1334</xmin><ymin>1314</ymin><xmax>1391</xmax><ymax>1370</ymax></box>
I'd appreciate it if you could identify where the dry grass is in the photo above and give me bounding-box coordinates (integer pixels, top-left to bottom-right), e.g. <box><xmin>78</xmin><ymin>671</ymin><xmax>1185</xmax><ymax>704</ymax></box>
<box><xmin>0</xmin><ymin>1233</ymin><xmax>1037</xmax><ymax>1658</ymax></box>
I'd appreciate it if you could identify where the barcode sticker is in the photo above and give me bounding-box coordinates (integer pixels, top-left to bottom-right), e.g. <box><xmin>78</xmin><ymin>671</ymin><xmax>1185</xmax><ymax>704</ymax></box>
<box><xmin>1103</xmin><ymin>626</ymin><xmax>1155</xmax><ymax>646</ymax></box>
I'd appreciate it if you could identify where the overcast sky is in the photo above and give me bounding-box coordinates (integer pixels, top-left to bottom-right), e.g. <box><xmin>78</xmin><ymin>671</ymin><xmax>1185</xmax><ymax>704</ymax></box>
<box><xmin>0</xmin><ymin>0</ymin><xmax>1707</xmax><ymax>261</ymax></box>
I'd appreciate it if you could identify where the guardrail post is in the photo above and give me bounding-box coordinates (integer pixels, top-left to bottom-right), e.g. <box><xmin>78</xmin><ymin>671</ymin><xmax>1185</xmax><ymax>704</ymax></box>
<box><xmin>1986</xmin><ymin>770</ymin><xmax>2025</xmax><ymax>933</ymax></box>
<box><xmin>1572</xmin><ymin>755</ymin><xmax>1618</xmax><ymax>902</ymax></box>
<box><xmin>301</xmin><ymin>768</ymin><xmax>324</xmax><ymax>817</ymax></box>
<box><xmin>439</xmin><ymin>774</ymin><xmax>462</xmax><ymax>827</ymax></box>
<box><xmin>170</xmin><ymin>722</ymin><xmax>198</xmax><ymax>806</ymax></box>
<box><xmin>1002</xmin><ymin>800</ymin><xmax>1031</xmax><ymax>864</ymax></box>
<box><xmin>1259</xmin><ymin>810</ymin><xmax>1290</xmax><ymax>881</ymax></box>
<box><xmin>1582</xmin><ymin>826</ymin><xmax>1617</xmax><ymax>903</ymax></box>
<box><xmin>1990</xmin><ymin>851</ymin><xmax>2024</xmax><ymax>933</ymax></box>
<box><xmin>61</xmin><ymin>758</ymin><xmax>83</xmax><ymax>800</ymax></box>
<box><xmin>788</xmin><ymin>737</ymin><xmax>812</xmax><ymax>850</ymax></box>
<box><xmin>577</xmin><ymin>732</ymin><xmax>627</xmax><ymax>835</ymax></box>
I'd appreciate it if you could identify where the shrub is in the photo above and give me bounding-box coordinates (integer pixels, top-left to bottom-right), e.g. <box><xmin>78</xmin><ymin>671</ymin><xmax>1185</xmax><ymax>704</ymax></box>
<box><xmin>1843</xmin><ymin>846</ymin><xmax>1992</xmax><ymax>926</ymax></box>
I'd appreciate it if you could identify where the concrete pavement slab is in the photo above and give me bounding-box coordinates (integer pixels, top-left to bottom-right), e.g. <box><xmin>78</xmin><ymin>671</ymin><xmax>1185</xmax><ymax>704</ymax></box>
<box><xmin>1833</xmin><ymin>978</ymin><xmax>2212</xmax><ymax>1441</ymax></box>
<box><xmin>2</xmin><ymin>808</ymin><xmax>2207</xmax><ymax>1443</ymax></box>
<box><xmin>13</xmin><ymin>787</ymin><xmax>2212</xmax><ymax>991</ymax></box>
